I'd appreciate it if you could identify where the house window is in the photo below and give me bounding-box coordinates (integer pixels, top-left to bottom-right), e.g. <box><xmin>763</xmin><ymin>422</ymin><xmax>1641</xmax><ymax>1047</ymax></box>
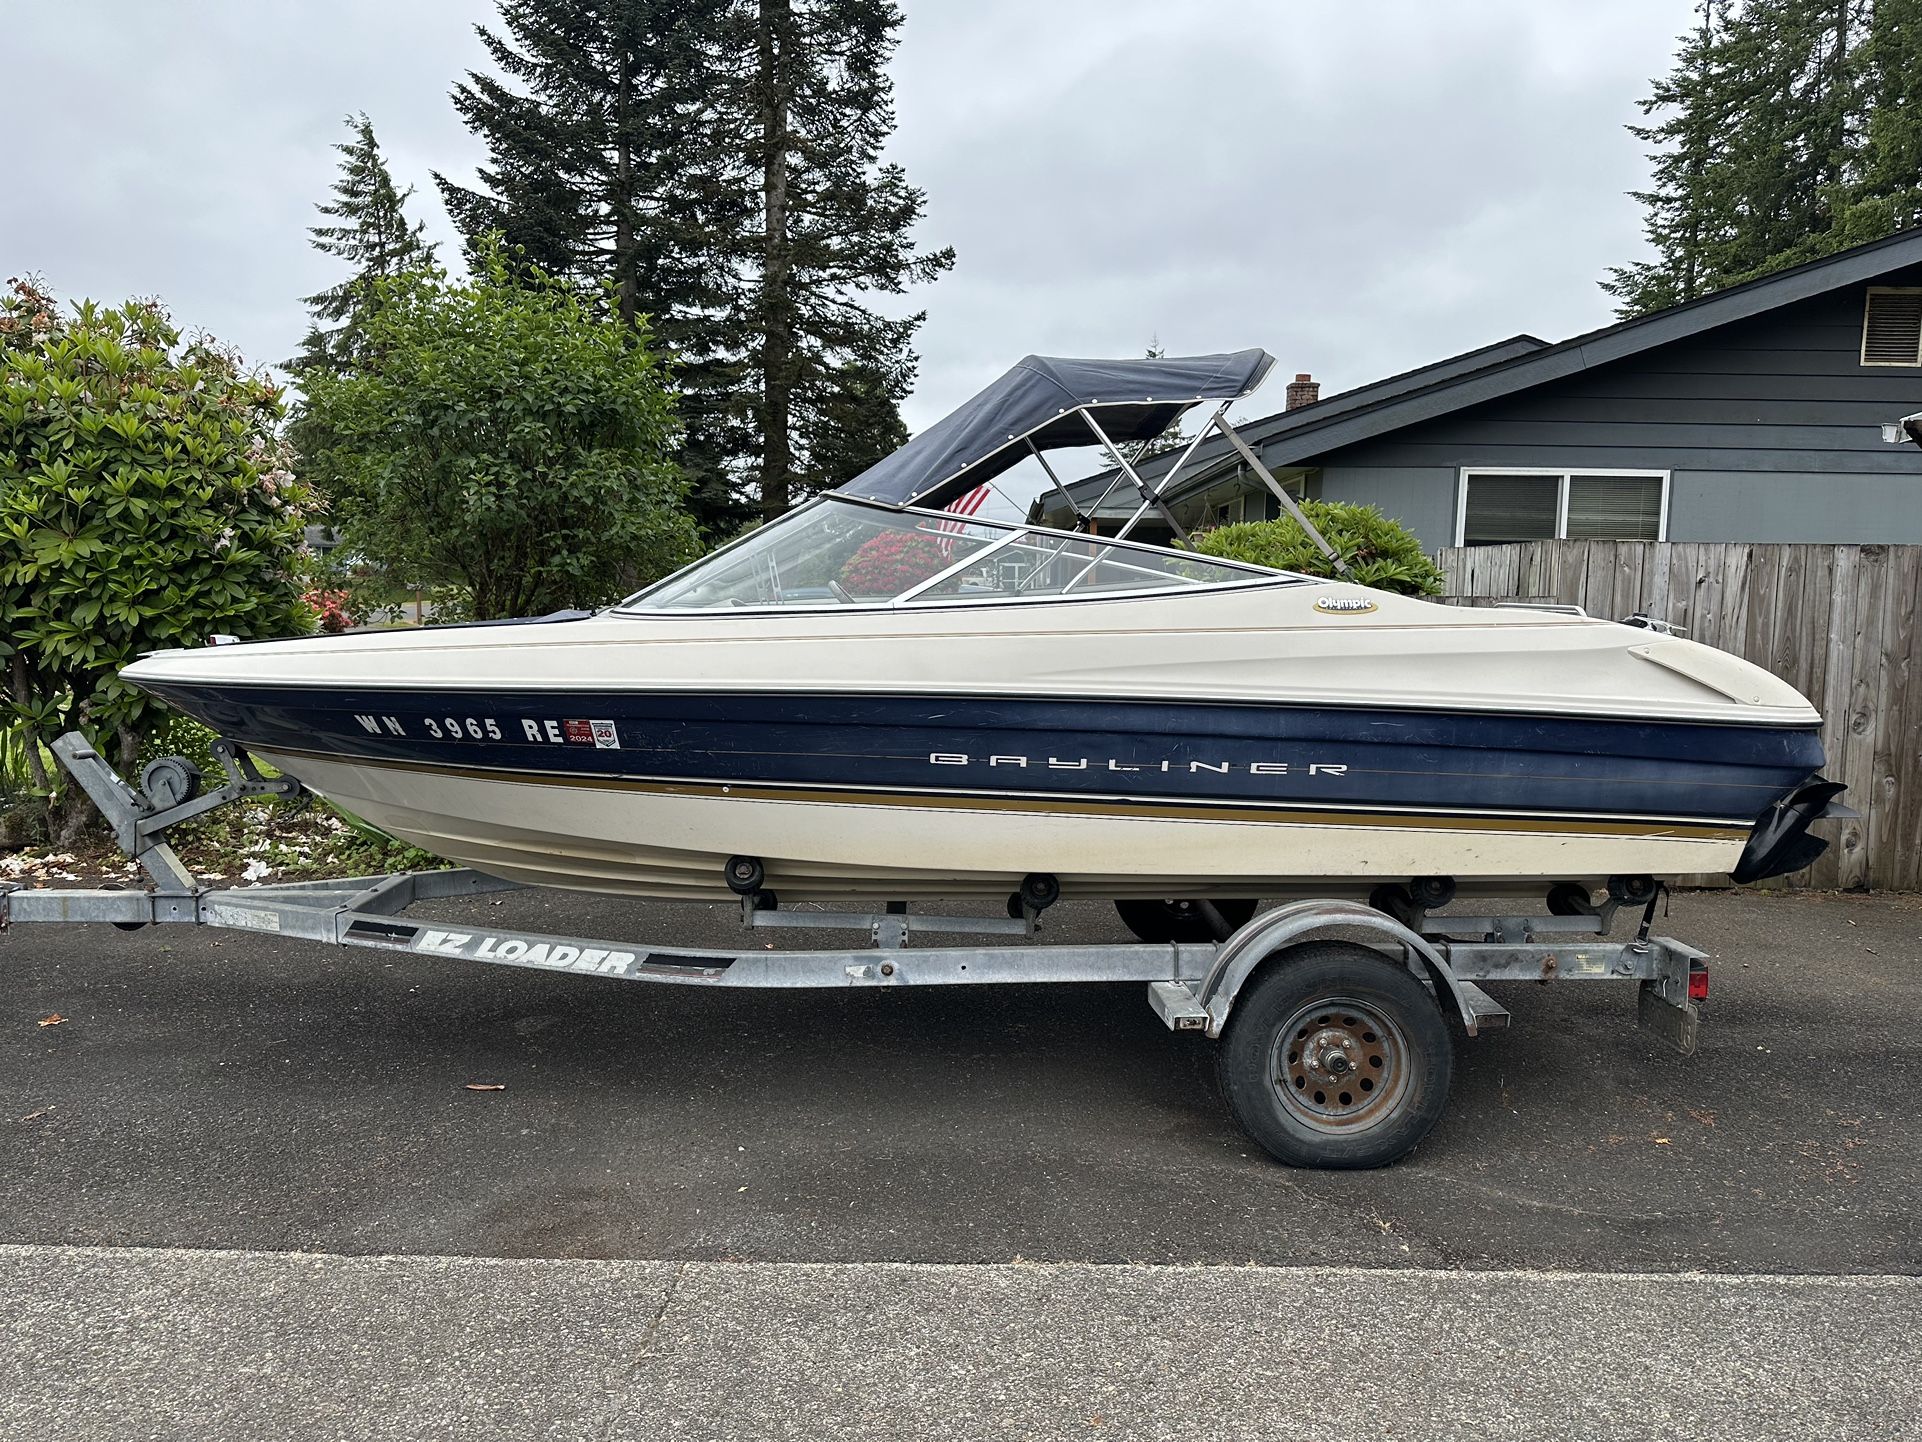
<box><xmin>1862</xmin><ymin>287</ymin><xmax>1922</xmax><ymax>366</ymax></box>
<box><xmin>1456</xmin><ymin>469</ymin><xmax>1668</xmax><ymax>545</ymax></box>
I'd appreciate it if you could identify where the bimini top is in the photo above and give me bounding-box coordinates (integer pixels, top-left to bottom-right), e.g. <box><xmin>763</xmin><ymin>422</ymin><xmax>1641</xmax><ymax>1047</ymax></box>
<box><xmin>836</xmin><ymin>349</ymin><xmax>1275</xmax><ymax>509</ymax></box>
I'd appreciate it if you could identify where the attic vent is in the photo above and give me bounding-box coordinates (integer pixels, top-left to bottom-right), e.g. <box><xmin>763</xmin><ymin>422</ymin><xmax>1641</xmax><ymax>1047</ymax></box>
<box><xmin>1861</xmin><ymin>287</ymin><xmax>1922</xmax><ymax>366</ymax></box>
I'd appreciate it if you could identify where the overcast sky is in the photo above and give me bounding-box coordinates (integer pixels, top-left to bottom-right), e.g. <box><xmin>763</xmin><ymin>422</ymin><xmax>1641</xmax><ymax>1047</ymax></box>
<box><xmin>6</xmin><ymin>0</ymin><xmax>1686</xmax><ymax>438</ymax></box>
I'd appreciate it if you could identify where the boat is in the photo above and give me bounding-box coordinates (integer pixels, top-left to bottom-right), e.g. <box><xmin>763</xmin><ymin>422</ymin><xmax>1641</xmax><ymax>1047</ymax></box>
<box><xmin>121</xmin><ymin>349</ymin><xmax>1843</xmax><ymax>915</ymax></box>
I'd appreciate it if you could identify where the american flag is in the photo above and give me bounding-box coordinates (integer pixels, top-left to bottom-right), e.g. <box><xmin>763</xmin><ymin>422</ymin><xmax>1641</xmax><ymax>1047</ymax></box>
<box><xmin>932</xmin><ymin>483</ymin><xmax>993</xmax><ymax>557</ymax></box>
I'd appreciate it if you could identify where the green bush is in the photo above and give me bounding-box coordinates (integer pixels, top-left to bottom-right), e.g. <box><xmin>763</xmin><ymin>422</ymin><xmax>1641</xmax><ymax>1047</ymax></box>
<box><xmin>1193</xmin><ymin>500</ymin><xmax>1445</xmax><ymax>596</ymax></box>
<box><xmin>1</xmin><ymin>278</ymin><xmax>318</xmax><ymax>839</ymax></box>
<box><xmin>1</xmin><ymin>723</ymin><xmax>49</xmax><ymax>797</ymax></box>
<box><xmin>297</xmin><ymin>239</ymin><xmax>699</xmax><ymax>620</ymax></box>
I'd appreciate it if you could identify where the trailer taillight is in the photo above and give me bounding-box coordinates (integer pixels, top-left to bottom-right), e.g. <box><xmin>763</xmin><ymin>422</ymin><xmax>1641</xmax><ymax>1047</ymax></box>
<box><xmin>1687</xmin><ymin>960</ymin><xmax>1709</xmax><ymax>1003</ymax></box>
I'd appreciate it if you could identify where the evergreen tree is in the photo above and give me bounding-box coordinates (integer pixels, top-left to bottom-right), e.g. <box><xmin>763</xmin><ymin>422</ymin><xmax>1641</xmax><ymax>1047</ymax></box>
<box><xmin>289</xmin><ymin>114</ymin><xmax>438</xmax><ymax>373</ymax></box>
<box><xmin>1602</xmin><ymin>2</ymin><xmax>1736</xmax><ymax>316</ymax></box>
<box><xmin>803</xmin><ymin>357</ymin><xmax>910</xmax><ymax>484</ymax></box>
<box><xmin>1833</xmin><ymin>0</ymin><xmax>1922</xmax><ymax>240</ymax></box>
<box><xmin>1603</xmin><ymin>0</ymin><xmax>1922</xmax><ymax>316</ymax></box>
<box><xmin>436</xmin><ymin>0</ymin><xmax>756</xmax><ymax>539</ymax></box>
<box><xmin>440</xmin><ymin>0</ymin><xmax>952</xmax><ymax>533</ymax></box>
<box><xmin>1135</xmin><ymin>340</ymin><xmax>1192</xmax><ymax>459</ymax></box>
<box><xmin>1710</xmin><ymin>0</ymin><xmax>1869</xmax><ymax>276</ymax></box>
<box><xmin>742</xmin><ymin>0</ymin><xmax>953</xmax><ymax>520</ymax></box>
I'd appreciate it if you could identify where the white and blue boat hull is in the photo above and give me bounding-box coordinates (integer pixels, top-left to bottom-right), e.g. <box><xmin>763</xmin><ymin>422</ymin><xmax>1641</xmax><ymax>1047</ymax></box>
<box><xmin>128</xmin><ymin>638</ymin><xmax>1827</xmax><ymax>900</ymax></box>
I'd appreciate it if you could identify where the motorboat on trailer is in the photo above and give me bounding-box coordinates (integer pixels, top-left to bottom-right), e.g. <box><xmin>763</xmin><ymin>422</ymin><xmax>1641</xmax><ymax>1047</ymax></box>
<box><xmin>121</xmin><ymin>349</ymin><xmax>1846</xmax><ymax>923</ymax></box>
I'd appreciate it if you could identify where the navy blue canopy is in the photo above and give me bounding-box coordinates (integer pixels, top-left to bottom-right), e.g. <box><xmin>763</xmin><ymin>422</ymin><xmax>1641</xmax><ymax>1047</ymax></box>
<box><xmin>836</xmin><ymin>349</ymin><xmax>1276</xmax><ymax>509</ymax></box>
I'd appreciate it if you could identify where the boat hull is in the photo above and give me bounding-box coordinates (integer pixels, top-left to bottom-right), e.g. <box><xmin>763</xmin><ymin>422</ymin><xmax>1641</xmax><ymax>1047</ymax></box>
<box><xmin>246</xmin><ymin>748</ymin><xmax>1754</xmax><ymax>899</ymax></box>
<box><xmin>135</xmin><ymin>679</ymin><xmax>1823</xmax><ymax>900</ymax></box>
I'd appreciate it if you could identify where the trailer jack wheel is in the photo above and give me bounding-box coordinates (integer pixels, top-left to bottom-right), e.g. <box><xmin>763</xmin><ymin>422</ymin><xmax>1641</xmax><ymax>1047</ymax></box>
<box><xmin>1218</xmin><ymin>941</ymin><xmax>1453</xmax><ymax>1169</ymax></box>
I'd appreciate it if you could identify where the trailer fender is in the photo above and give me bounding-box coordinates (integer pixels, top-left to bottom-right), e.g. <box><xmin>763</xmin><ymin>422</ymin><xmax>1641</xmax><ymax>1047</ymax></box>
<box><xmin>1196</xmin><ymin>900</ymin><xmax>1481</xmax><ymax>1039</ymax></box>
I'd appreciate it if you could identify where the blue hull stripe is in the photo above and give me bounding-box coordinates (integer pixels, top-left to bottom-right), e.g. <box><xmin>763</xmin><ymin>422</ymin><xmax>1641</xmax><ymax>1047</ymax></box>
<box><xmin>133</xmin><ymin>682</ymin><xmax>1826</xmax><ymax>829</ymax></box>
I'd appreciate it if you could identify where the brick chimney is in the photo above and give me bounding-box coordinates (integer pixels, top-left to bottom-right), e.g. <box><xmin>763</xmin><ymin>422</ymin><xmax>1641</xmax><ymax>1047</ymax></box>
<box><xmin>1285</xmin><ymin>373</ymin><xmax>1320</xmax><ymax>410</ymax></box>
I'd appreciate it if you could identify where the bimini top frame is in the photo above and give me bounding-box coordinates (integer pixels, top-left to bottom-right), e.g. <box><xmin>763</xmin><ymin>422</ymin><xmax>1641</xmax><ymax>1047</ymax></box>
<box><xmin>837</xmin><ymin>350</ymin><xmax>1276</xmax><ymax>511</ymax></box>
<box><xmin>830</xmin><ymin>348</ymin><xmax>1349</xmax><ymax>573</ymax></box>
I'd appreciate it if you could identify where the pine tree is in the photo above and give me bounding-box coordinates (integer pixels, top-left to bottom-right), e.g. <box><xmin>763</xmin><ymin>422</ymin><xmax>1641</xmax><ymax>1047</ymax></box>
<box><xmin>1135</xmin><ymin>340</ymin><xmax>1191</xmax><ymax>459</ymax></box>
<box><xmin>437</xmin><ymin>0</ymin><xmax>756</xmax><ymax>539</ymax></box>
<box><xmin>1602</xmin><ymin>0</ymin><xmax>1922</xmax><ymax>316</ymax></box>
<box><xmin>1603</xmin><ymin>2</ymin><xmax>1735</xmax><ymax>317</ymax></box>
<box><xmin>441</xmin><ymin>0</ymin><xmax>952</xmax><ymax>529</ymax></box>
<box><xmin>290</xmin><ymin>114</ymin><xmax>438</xmax><ymax>374</ymax></box>
<box><xmin>740</xmin><ymin>0</ymin><xmax>953</xmax><ymax>519</ymax></box>
<box><xmin>804</xmin><ymin>357</ymin><xmax>910</xmax><ymax>484</ymax></box>
<box><xmin>1712</xmin><ymin>0</ymin><xmax>1869</xmax><ymax>277</ymax></box>
<box><xmin>1833</xmin><ymin>0</ymin><xmax>1922</xmax><ymax>241</ymax></box>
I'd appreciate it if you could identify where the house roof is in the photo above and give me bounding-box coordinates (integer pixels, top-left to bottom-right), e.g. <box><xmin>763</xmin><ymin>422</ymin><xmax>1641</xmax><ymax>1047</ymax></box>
<box><xmin>1044</xmin><ymin>222</ymin><xmax>1922</xmax><ymax>518</ymax></box>
<box><xmin>1201</xmin><ymin>333</ymin><xmax>1550</xmax><ymax>460</ymax></box>
<box><xmin>1249</xmin><ymin>224</ymin><xmax>1922</xmax><ymax>468</ymax></box>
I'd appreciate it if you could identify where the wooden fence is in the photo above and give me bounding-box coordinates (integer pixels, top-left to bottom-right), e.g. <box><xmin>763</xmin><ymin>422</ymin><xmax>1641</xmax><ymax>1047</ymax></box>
<box><xmin>1436</xmin><ymin>540</ymin><xmax>1922</xmax><ymax>891</ymax></box>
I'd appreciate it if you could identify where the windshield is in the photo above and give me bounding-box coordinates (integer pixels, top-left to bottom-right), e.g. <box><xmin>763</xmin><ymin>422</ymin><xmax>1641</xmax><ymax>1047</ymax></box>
<box><xmin>625</xmin><ymin>497</ymin><xmax>1286</xmax><ymax>611</ymax></box>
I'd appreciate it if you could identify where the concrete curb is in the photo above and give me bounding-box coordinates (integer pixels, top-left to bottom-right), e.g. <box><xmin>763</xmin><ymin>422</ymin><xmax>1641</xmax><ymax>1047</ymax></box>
<box><xmin>4</xmin><ymin>1245</ymin><xmax>1917</xmax><ymax>1441</ymax></box>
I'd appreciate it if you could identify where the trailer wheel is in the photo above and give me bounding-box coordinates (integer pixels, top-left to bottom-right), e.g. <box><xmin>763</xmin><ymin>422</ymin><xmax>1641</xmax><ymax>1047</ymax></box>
<box><xmin>1217</xmin><ymin>941</ymin><xmax>1453</xmax><ymax>1169</ymax></box>
<box><xmin>1116</xmin><ymin>898</ymin><xmax>1257</xmax><ymax>943</ymax></box>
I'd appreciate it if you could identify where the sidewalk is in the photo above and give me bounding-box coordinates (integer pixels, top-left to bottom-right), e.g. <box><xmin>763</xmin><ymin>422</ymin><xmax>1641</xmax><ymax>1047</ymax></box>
<box><xmin>4</xmin><ymin>1246</ymin><xmax>1917</xmax><ymax>1441</ymax></box>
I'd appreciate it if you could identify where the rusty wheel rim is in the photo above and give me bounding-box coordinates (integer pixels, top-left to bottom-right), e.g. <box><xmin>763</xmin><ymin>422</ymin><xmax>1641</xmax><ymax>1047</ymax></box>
<box><xmin>1268</xmin><ymin>995</ymin><xmax>1409</xmax><ymax>1133</ymax></box>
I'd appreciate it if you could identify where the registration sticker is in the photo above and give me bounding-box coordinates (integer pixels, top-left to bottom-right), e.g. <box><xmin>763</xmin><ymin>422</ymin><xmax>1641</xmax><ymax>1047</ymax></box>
<box><xmin>590</xmin><ymin>720</ymin><xmax>620</xmax><ymax>749</ymax></box>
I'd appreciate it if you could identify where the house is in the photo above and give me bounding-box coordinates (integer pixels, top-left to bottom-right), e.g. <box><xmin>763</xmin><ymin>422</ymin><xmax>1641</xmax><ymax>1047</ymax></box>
<box><xmin>1036</xmin><ymin>226</ymin><xmax>1922</xmax><ymax>550</ymax></box>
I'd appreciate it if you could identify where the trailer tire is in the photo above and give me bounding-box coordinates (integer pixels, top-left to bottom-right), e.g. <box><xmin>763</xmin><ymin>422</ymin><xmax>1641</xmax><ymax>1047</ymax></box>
<box><xmin>1217</xmin><ymin>941</ymin><xmax>1453</xmax><ymax>1169</ymax></box>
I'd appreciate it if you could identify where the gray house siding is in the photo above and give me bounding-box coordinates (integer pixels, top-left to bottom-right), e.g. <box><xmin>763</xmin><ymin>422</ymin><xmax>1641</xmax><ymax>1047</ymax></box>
<box><xmin>1666</xmin><ymin>470</ymin><xmax>1922</xmax><ymax>541</ymax></box>
<box><xmin>1296</xmin><ymin>264</ymin><xmax>1922</xmax><ymax>550</ymax></box>
<box><xmin>1311</xmin><ymin>463</ymin><xmax>1459</xmax><ymax>549</ymax></box>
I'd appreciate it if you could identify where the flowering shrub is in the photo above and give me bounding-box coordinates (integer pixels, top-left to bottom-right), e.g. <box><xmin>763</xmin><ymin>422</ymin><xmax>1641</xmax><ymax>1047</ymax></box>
<box><xmin>837</xmin><ymin>529</ymin><xmax>951</xmax><ymax>597</ymax></box>
<box><xmin>303</xmin><ymin>587</ymin><xmax>354</xmax><ymax>633</ymax></box>
<box><xmin>0</xmin><ymin>276</ymin><xmax>317</xmax><ymax>837</ymax></box>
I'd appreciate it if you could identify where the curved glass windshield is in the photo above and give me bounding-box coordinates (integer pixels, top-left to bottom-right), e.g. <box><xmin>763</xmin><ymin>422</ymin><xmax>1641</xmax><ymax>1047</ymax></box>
<box><xmin>626</xmin><ymin>497</ymin><xmax>1285</xmax><ymax>611</ymax></box>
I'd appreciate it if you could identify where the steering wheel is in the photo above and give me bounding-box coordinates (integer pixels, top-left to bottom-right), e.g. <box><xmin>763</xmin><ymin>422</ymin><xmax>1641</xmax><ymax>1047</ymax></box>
<box><xmin>829</xmin><ymin>580</ymin><xmax>855</xmax><ymax>604</ymax></box>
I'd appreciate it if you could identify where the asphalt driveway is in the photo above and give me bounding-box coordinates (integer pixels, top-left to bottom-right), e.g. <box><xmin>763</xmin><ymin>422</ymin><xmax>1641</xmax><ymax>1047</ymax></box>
<box><xmin>4</xmin><ymin>886</ymin><xmax>1918</xmax><ymax>1273</ymax></box>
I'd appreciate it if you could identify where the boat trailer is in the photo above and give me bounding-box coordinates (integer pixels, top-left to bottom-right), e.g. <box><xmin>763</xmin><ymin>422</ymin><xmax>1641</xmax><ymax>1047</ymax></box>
<box><xmin>1</xmin><ymin>733</ymin><xmax>1709</xmax><ymax>1169</ymax></box>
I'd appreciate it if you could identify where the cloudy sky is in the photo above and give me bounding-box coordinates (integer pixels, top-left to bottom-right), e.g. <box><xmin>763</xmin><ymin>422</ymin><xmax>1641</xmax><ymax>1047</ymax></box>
<box><xmin>6</xmin><ymin>0</ymin><xmax>1685</xmax><ymax>437</ymax></box>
